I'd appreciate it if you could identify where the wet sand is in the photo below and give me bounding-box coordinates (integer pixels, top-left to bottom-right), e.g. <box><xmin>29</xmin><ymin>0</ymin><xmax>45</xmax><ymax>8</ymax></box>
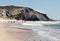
<box><xmin>0</xmin><ymin>22</ymin><xmax>36</xmax><ymax>41</ymax></box>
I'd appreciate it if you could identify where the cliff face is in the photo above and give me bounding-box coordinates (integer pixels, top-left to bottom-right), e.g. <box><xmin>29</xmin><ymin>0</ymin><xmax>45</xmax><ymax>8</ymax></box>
<box><xmin>0</xmin><ymin>5</ymin><xmax>53</xmax><ymax>21</ymax></box>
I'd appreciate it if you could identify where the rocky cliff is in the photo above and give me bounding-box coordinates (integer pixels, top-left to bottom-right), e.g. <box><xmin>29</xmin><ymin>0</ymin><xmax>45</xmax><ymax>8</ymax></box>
<box><xmin>0</xmin><ymin>5</ymin><xmax>53</xmax><ymax>21</ymax></box>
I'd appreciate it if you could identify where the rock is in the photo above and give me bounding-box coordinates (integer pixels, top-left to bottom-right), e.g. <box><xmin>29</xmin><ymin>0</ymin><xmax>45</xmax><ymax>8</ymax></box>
<box><xmin>0</xmin><ymin>5</ymin><xmax>53</xmax><ymax>21</ymax></box>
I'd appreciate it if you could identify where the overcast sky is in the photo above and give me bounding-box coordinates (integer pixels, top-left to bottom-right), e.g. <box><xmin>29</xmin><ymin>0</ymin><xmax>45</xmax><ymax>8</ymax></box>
<box><xmin>0</xmin><ymin>0</ymin><xmax>60</xmax><ymax>20</ymax></box>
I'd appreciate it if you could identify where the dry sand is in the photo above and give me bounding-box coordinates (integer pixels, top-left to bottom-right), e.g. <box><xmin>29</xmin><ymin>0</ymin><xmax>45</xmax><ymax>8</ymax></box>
<box><xmin>0</xmin><ymin>22</ymin><xmax>36</xmax><ymax>41</ymax></box>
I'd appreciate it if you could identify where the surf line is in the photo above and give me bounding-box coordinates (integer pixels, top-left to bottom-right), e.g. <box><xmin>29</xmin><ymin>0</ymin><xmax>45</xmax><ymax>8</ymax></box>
<box><xmin>38</xmin><ymin>31</ymin><xmax>60</xmax><ymax>41</ymax></box>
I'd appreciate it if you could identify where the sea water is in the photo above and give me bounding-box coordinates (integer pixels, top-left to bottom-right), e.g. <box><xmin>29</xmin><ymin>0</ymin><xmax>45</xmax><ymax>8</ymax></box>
<box><xmin>9</xmin><ymin>21</ymin><xmax>60</xmax><ymax>41</ymax></box>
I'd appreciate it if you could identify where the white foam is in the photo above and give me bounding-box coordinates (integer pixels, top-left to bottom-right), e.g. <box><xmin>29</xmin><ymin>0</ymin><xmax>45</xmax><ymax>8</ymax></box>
<box><xmin>21</xmin><ymin>21</ymin><xmax>60</xmax><ymax>27</ymax></box>
<box><xmin>1</xmin><ymin>19</ymin><xmax>60</xmax><ymax>41</ymax></box>
<box><xmin>38</xmin><ymin>30</ymin><xmax>60</xmax><ymax>41</ymax></box>
<box><xmin>31</xmin><ymin>25</ymin><xmax>60</xmax><ymax>41</ymax></box>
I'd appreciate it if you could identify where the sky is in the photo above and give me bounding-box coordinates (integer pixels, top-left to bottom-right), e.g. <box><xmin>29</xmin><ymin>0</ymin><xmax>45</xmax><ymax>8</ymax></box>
<box><xmin>0</xmin><ymin>0</ymin><xmax>60</xmax><ymax>20</ymax></box>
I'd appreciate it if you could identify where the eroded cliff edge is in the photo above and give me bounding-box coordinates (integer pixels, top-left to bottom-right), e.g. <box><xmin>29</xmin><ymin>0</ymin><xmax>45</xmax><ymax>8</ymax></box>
<box><xmin>0</xmin><ymin>5</ymin><xmax>53</xmax><ymax>21</ymax></box>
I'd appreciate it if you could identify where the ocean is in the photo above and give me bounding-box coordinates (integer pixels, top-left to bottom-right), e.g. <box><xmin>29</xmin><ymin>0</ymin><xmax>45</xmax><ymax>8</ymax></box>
<box><xmin>9</xmin><ymin>21</ymin><xmax>60</xmax><ymax>41</ymax></box>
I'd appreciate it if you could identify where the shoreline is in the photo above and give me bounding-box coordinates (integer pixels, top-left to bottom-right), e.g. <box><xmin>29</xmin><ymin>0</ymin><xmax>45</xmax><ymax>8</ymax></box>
<box><xmin>0</xmin><ymin>21</ymin><xmax>40</xmax><ymax>41</ymax></box>
<box><xmin>0</xmin><ymin>19</ymin><xmax>60</xmax><ymax>41</ymax></box>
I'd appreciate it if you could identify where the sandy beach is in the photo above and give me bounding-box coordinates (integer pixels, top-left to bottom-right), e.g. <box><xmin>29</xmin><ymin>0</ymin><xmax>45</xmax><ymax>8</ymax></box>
<box><xmin>0</xmin><ymin>21</ymin><xmax>37</xmax><ymax>41</ymax></box>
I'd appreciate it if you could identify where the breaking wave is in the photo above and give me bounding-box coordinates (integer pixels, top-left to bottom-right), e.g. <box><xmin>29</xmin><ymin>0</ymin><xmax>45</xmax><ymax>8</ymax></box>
<box><xmin>21</xmin><ymin>21</ymin><xmax>60</xmax><ymax>41</ymax></box>
<box><xmin>22</xmin><ymin>21</ymin><xmax>60</xmax><ymax>27</ymax></box>
<box><xmin>9</xmin><ymin>21</ymin><xmax>60</xmax><ymax>41</ymax></box>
